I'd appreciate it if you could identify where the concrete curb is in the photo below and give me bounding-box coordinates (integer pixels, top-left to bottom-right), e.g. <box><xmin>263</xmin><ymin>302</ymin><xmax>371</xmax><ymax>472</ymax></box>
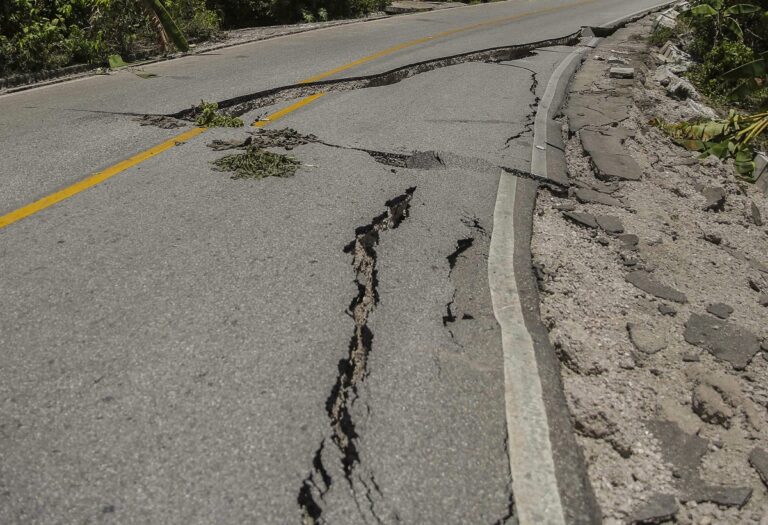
<box><xmin>490</xmin><ymin>2</ymin><xmax>678</xmax><ymax>523</ymax></box>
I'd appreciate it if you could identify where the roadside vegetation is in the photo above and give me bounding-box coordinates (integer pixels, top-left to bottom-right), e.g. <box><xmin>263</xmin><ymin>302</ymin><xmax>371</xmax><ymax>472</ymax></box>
<box><xmin>0</xmin><ymin>0</ymin><xmax>388</xmax><ymax>77</ymax></box>
<box><xmin>650</xmin><ymin>0</ymin><xmax>767</xmax><ymax>178</ymax></box>
<box><xmin>212</xmin><ymin>146</ymin><xmax>301</xmax><ymax>178</ymax></box>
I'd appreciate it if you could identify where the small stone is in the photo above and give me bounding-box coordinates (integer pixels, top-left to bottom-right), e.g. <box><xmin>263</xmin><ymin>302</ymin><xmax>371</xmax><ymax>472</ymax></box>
<box><xmin>658</xmin><ymin>304</ymin><xmax>677</xmax><ymax>316</ymax></box>
<box><xmin>627</xmin><ymin>271</ymin><xmax>688</xmax><ymax>303</ymax></box>
<box><xmin>762</xmin><ymin>340</ymin><xmax>768</xmax><ymax>352</ymax></box>
<box><xmin>597</xmin><ymin>236</ymin><xmax>610</xmax><ymax>246</ymax></box>
<box><xmin>706</xmin><ymin>303</ymin><xmax>733</xmax><ymax>319</ymax></box>
<box><xmin>684</xmin><ymin>313</ymin><xmax>760</xmax><ymax>370</ymax></box>
<box><xmin>702</xmin><ymin>186</ymin><xmax>726</xmax><ymax>212</ymax></box>
<box><xmin>627</xmin><ymin>323</ymin><xmax>667</xmax><ymax>354</ymax></box>
<box><xmin>749</xmin><ymin>448</ymin><xmax>768</xmax><ymax>488</ymax></box>
<box><xmin>608</xmin><ymin>55</ymin><xmax>628</xmax><ymax>65</ymax></box>
<box><xmin>759</xmin><ymin>294</ymin><xmax>768</xmax><ymax>307</ymax></box>
<box><xmin>703</xmin><ymin>232</ymin><xmax>722</xmax><ymax>245</ymax></box>
<box><xmin>751</xmin><ymin>201</ymin><xmax>763</xmax><ymax>226</ymax></box>
<box><xmin>554</xmin><ymin>203</ymin><xmax>576</xmax><ymax>212</ymax></box>
<box><xmin>562</xmin><ymin>211</ymin><xmax>598</xmax><ymax>229</ymax></box>
<box><xmin>749</xmin><ymin>278</ymin><xmax>762</xmax><ymax>292</ymax></box>
<box><xmin>692</xmin><ymin>383</ymin><xmax>733</xmax><ymax>428</ymax></box>
<box><xmin>610</xmin><ymin>67</ymin><xmax>635</xmax><ymax>79</ymax></box>
<box><xmin>629</xmin><ymin>493</ymin><xmax>678</xmax><ymax>524</ymax></box>
<box><xmin>619</xmin><ymin>233</ymin><xmax>639</xmax><ymax>249</ymax></box>
<box><xmin>596</xmin><ymin>215</ymin><xmax>624</xmax><ymax>234</ymax></box>
<box><xmin>682</xmin><ymin>352</ymin><xmax>700</xmax><ymax>362</ymax></box>
<box><xmin>405</xmin><ymin>150</ymin><xmax>445</xmax><ymax>170</ymax></box>
<box><xmin>573</xmin><ymin>187</ymin><xmax>623</xmax><ymax>207</ymax></box>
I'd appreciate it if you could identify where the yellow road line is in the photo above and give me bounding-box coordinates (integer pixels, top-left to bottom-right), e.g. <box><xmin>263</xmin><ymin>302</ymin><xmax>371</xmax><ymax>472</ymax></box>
<box><xmin>0</xmin><ymin>0</ymin><xmax>597</xmax><ymax>231</ymax></box>
<box><xmin>299</xmin><ymin>0</ymin><xmax>596</xmax><ymax>83</ymax></box>
<box><xmin>252</xmin><ymin>92</ymin><xmax>326</xmax><ymax>128</ymax></box>
<box><xmin>0</xmin><ymin>127</ymin><xmax>206</xmax><ymax>230</ymax></box>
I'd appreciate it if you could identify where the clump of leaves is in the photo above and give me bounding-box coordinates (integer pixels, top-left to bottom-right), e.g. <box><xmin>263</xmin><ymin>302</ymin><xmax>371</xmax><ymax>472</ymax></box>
<box><xmin>195</xmin><ymin>101</ymin><xmax>243</xmax><ymax>128</ymax></box>
<box><xmin>653</xmin><ymin>109</ymin><xmax>768</xmax><ymax>177</ymax></box>
<box><xmin>648</xmin><ymin>26</ymin><xmax>675</xmax><ymax>47</ymax></box>
<box><xmin>211</xmin><ymin>146</ymin><xmax>301</xmax><ymax>179</ymax></box>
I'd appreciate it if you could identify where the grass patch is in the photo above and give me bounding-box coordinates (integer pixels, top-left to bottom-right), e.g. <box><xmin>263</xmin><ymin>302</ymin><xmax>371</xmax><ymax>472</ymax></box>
<box><xmin>195</xmin><ymin>101</ymin><xmax>244</xmax><ymax>128</ymax></box>
<box><xmin>212</xmin><ymin>146</ymin><xmax>301</xmax><ymax>179</ymax></box>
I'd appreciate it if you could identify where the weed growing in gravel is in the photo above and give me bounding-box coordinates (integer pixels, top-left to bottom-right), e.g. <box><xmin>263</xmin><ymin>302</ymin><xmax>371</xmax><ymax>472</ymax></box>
<box><xmin>212</xmin><ymin>146</ymin><xmax>300</xmax><ymax>179</ymax></box>
<box><xmin>195</xmin><ymin>101</ymin><xmax>243</xmax><ymax>127</ymax></box>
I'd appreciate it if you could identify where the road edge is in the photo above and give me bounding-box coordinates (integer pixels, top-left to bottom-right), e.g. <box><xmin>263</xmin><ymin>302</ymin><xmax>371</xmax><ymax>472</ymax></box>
<box><xmin>490</xmin><ymin>2</ymin><xmax>676</xmax><ymax>523</ymax></box>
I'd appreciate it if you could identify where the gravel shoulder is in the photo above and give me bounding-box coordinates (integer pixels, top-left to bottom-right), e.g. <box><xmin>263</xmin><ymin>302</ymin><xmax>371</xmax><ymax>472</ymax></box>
<box><xmin>532</xmin><ymin>15</ymin><xmax>768</xmax><ymax>524</ymax></box>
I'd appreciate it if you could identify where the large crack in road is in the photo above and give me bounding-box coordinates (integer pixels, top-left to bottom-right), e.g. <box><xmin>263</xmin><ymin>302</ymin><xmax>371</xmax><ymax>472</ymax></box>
<box><xmin>158</xmin><ymin>32</ymin><xmax>582</xmax><ymax>123</ymax></box>
<box><xmin>298</xmin><ymin>187</ymin><xmax>416</xmax><ymax>525</ymax></box>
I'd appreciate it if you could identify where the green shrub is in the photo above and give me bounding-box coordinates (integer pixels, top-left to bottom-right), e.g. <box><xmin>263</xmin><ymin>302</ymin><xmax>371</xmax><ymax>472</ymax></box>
<box><xmin>687</xmin><ymin>39</ymin><xmax>756</xmax><ymax>99</ymax></box>
<box><xmin>648</xmin><ymin>26</ymin><xmax>675</xmax><ymax>47</ymax></box>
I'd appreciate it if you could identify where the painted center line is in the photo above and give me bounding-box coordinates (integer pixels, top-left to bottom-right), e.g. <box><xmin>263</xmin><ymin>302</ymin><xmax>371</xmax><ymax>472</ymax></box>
<box><xmin>0</xmin><ymin>0</ymin><xmax>597</xmax><ymax>231</ymax></box>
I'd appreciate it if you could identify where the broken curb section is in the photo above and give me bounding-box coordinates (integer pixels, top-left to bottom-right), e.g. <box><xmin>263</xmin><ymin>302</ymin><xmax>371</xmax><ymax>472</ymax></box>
<box><xmin>492</xmin><ymin>2</ymin><xmax>677</xmax><ymax>524</ymax></box>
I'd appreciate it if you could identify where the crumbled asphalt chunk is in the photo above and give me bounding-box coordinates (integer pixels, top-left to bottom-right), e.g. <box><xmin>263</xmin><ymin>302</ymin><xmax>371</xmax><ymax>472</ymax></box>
<box><xmin>703</xmin><ymin>232</ymin><xmax>722</xmax><ymax>245</ymax></box>
<box><xmin>405</xmin><ymin>150</ymin><xmax>446</xmax><ymax>170</ymax></box>
<box><xmin>702</xmin><ymin>186</ymin><xmax>726</xmax><ymax>212</ymax></box>
<box><xmin>628</xmin><ymin>493</ymin><xmax>677</xmax><ymax>524</ymax></box>
<box><xmin>619</xmin><ymin>233</ymin><xmax>639</xmax><ymax>249</ymax></box>
<box><xmin>647</xmin><ymin>420</ymin><xmax>751</xmax><ymax>506</ymax></box>
<box><xmin>136</xmin><ymin>114</ymin><xmax>186</xmax><ymax>129</ymax></box>
<box><xmin>658</xmin><ymin>303</ymin><xmax>677</xmax><ymax>316</ymax></box>
<box><xmin>573</xmin><ymin>187</ymin><xmax>622</xmax><ymax>207</ymax></box>
<box><xmin>590</xmin><ymin>151</ymin><xmax>643</xmax><ymax>182</ymax></box>
<box><xmin>626</xmin><ymin>271</ymin><xmax>688</xmax><ymax>303</ymax></box>
<box><xmin>682</xmin><ymin>486</ymin><xmax>753</xmax><ymax>508</ymax></box>
<box><xmin>706</xmin><ymin>302</ymin><xmax>733</xmax><ymax>319</ymax></box>
<box><xmin>683</xmin><ymin>313</ymin><xmax>760</xmax><ymax>370</ymax></box>
<box><xmin>596</xmin><ymin>215</ymin><xmax>624</xmax><ymax>234</ymax></box>
<box><xmin>627</xmin><ymin>322</ymin><xmax>667</xmax><ymax>354</ymax></box>
<box><xmin>749</xmin><ymin>448</ymin><xmax>768</xmax><ymax>487</ymax></box>
<box><xmin>750</xmin><ymin>201</ymin><xmax>762</xmax><ymax>226</ymax></box>
<box><xmin>646</xmin><ymin>420</ymin><xmax>708</xmax><ymax>483</ymax></box>
<box><xmin>692</xmin><ymin>383</ymin><xmax>733</xmax><ymax>428</ymax></box>
<box><xmin>562</xmin><ymin>211</ymin><xmax>598</xmax><ymax>229</ymax></box>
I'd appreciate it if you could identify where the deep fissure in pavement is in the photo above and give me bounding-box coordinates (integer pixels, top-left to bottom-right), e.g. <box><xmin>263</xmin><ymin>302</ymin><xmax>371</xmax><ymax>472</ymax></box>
<box><xmin>500</xmin><ymin>65</ymin><xmax>539</xmax><ymax>146</ymax></box>
<box><xmin>165</xmin><ymin>32</ymin><xmax>581</xmax><ymax>122</ymax></box>
<box><xmin>297</xmin><ymin>187</ymin><xmax>417</xmax><ymax>524</ymax></box>
<box><xmin>443</xmin><ymin>238</ymin><xmax>475</xmax><ymax>327</ymax></box>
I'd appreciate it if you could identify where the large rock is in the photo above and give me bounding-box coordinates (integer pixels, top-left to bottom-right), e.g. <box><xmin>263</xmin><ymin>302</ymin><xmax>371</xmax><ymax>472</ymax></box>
<box><xmin>626</xmin><ymin>271</ymin><xmax>687</xmax><ymax>303</ymax></box>
<box><xmin>683</xmin><ymin>313</ymin><xmax>760</xmax><ymax>370</ymax></box>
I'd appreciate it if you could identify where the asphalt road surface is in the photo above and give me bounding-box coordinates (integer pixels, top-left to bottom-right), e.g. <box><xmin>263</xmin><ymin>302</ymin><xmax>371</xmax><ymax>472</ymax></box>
<box><xmin>0</xmin><ymin>1</ymin><xmax>663</xmax><ymax>523</ymax></box>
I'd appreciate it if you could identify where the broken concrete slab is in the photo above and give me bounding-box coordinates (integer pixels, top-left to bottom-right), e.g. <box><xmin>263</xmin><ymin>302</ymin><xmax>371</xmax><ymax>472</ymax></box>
<box><xmin>646</xmin><ymin>419</ymin><xmax>708</xmax><ymax>483</ymax></box>
<box><xmin>564</xmin><ymin>95</ymin><xmax>631</xmax><ymax>133</ymax></box>
<box><xmin>706</xmin><ymin>302</ymin><xmax>733</xmax><ymax>319</ymax></box>
<box><xmin>627</xmin><ymin>322</ymin><xmax>667</xmax><ymax>354</ymax></box>
<box><xmin>683</xmin><ymin>313</ymin><xmax>760</xmax><ymax>370</ymax></box>
<box><xmin>595</xmin><ymin>215</ymin><xmax>624</xmax><ymax>234</ymax></box>
<box><xmin>562</xmin><ymin>211</ymin><xmax>598</xmax><ymax>229</ymax></box>
<box><xmin>609</xmin><ymin>67</ymin><xmax>635</xmax><ymax>79</ymax></box>
<box><xmin>573</xmin><ymin>187</ymin><xmax>622</xmax><ymax>207</ymax></box>
<box><xmin>589</xmin><ymin>151</ymin><xmax>643</xmax><ymax>182</ymax></box>
<box><xmin>628</xmin><ymin>493</ymin><xmax>677</xmax><ymax>524</ymax></box>
<box><xmin>749</xmin><ymin>447</ymin><xmax>768</xmax><ymax>488</ymax></box>
<box><xmin>626</xmin><ymin>271</ymin><xmax>687</xmax><ymax>303</ymax></box>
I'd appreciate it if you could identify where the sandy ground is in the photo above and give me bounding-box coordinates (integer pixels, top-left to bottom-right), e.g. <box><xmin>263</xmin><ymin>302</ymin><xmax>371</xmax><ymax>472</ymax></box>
<box><xmin>532</xmin><ymin>16</ymin><xmax>768</xmax><ymax>524</ymax></box>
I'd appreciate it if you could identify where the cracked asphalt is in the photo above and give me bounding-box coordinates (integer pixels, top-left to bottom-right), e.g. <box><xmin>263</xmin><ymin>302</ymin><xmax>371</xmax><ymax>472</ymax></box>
<box><xmin>0</xmin><ymin>1</ymin><xmax>666</xmax><ymax>523</ymax></box>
